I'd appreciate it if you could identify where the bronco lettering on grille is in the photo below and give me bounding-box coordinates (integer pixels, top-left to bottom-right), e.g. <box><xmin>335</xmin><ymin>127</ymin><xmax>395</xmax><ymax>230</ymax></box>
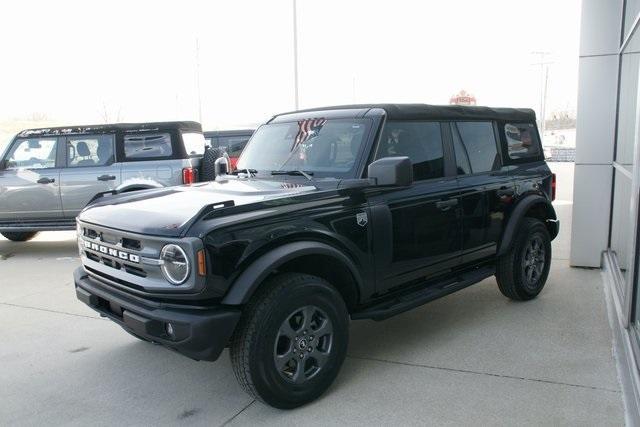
<box><xmin>83</xmin><ymin>240</ymin><xmax>140</xmax><ymax>263</ymax></box>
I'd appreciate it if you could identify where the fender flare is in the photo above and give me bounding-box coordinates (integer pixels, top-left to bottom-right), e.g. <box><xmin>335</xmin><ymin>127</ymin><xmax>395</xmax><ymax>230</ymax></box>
<box><xmin>221</xmin><ymin>241</ymin><xmax>363</xmax><ymax>305</ymax></box>
<box><xmin>497</xmin><ymin>195</ymin><xmax>557</xmax><ymax>257</ymax></box>
<box><xmin>116</xmin><ymin>180</ymin><xmax>164</xmax><ymax>193</ymax></box>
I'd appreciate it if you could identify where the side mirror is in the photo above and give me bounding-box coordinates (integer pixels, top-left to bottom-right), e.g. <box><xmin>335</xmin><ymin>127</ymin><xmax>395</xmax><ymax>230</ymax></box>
<box><xmin>0</xmin><ymin>159</ymin><xmax>6</xmax><ymax>170</ymax></box>
<box><xmin>368</xmin><ymin>156</ymin><xmax>413</xmax><ymax>187</ymax></box>
<box><xmin>214</xmin><ymin>153</ymin><xmax>230</xmax><ymax>177</ymax></box>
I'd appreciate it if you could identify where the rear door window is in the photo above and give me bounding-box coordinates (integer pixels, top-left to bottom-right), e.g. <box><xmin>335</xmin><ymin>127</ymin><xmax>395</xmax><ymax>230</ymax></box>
<box><xmin>504</xmin><ymin>123</ymin><xmax>541</xmax><ymax>159</ymax></box>
<box><xmin>66</xmin><ymin>135</ymin><xmax>114</xmax><ymax>167</ymax></box>
<box><xmin>375</xmin><ymin>121</ymin><xmax>444</xmax><ymax>181</ymax></box>
<box><xmin>124</xmin><ymin>133</ymin><xmax>172</xmax><ymax>160</ymax></box>
<box><xmin>451</xmin><ymin>122</ymin><xmax>500</xmax><ymax>174</ymax></box>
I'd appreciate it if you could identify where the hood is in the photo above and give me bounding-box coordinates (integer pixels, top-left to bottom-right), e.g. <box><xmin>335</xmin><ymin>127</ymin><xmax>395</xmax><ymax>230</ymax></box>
<box><xmin>79</xmin><ymin>178</ymin><xmax>319</xmax><ymax>237</ymax></box>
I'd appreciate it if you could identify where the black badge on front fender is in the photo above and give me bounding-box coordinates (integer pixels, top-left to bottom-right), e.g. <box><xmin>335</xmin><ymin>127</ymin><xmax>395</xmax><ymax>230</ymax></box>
<box><xmin>356</xmin><ymin>212</ymin><xmax>368</xmax><ymax>227</ymax></box>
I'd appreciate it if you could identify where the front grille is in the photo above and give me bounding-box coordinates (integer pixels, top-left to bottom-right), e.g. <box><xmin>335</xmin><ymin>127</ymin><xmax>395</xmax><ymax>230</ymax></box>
<box><xmin>122</xmin><ymin>238</ymin><xmax>141</xmax><ymax>251</ymax></box>
<box><xmin>83</xmin><ymin>226</ymin><xmax>142</xmax><ymax>250</ymax></box>
<box><xmin>77</xmin><ymin>220</ymin><xmax>198</xmax><ymax>293</ymax></box>
<box><xmin>80</xmin><ymin>226</ymin><xmax>149</xmax><ymax>280</ymax></box>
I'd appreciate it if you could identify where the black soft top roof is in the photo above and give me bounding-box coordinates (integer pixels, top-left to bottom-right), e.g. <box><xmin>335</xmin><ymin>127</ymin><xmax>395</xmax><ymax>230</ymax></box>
<box><xmin>272</xmin><ymin>103</ymin><xmax>536</xmax><ymax>122</ymax></box>
<box><xmin>204</xmin><ymin>129</ymin><xmax>254</xmax><ymax>137</ymax></box>
<box><xmin>16</xmin><ymin>121</ymin><xmax>202</xmax><ymax>138</ymax></box>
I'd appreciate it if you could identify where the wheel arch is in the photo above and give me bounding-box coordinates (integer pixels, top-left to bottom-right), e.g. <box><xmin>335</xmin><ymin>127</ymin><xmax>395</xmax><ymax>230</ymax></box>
<box><xmin>497</xmin><ymin>195</ymin><xmax>558</xmax><ymax>257</ymax></box>
<box><xmin>116</xmin><ymin>179</ymin><xmax>164</xmax><ymax>193</ymax></box>
<box><xmin>221</xmin><ymin>241</ymin><xmax>362</xmax><ymax>311</ymax></box>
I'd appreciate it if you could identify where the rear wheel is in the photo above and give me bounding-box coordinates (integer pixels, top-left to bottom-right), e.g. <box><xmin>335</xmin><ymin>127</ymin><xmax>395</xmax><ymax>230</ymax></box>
<box><xmin>496</xmin><ymin>217</ymin><xmax>551</xmax><ymax>301</ymax></box>
<box><xmin>230</xmin><ymin>273</ymin><xmax>349</xmax><ymax>409</ymax></box>
<box><xmin>1</xmin><ymin>231</ymin><xmax>39</xmax><ymax>242</ymax></box>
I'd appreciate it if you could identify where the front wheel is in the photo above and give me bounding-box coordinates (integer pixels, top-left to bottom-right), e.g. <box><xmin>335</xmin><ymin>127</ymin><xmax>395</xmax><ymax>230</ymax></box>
<box><xmin>496</xmin><ymin>217</ymin><xmax>551</xmax><ymax>301</ymax></box>
<box><xmin>230</xmin><ymin>273</ymin><xmax>349</xmax><ymax>409</ymax></box>
<box><xmin>1</xmin><ymin>231</ymin><xmax>39</xmax><ymax>242</ymax></box>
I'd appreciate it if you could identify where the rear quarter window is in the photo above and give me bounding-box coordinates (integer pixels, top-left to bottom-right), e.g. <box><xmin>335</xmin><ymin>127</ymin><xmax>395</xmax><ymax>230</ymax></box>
<box><xmin>124</xmin><ymin>133</ymin><xmax>173</xmax><ymax>160</ymax></box>
<box><xmin>504</xmin><ymin>123</ymin><xmax>541</xmax><ymax>160</ymax></box>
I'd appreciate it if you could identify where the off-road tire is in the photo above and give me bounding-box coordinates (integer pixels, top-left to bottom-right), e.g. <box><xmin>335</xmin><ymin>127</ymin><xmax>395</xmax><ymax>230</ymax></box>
<box><xmin>230</xmin><ymin>273</ymin><xmax>349</xmax><ymax>409</ymax></box>
<box><xmin>1</xmin><ymin>231</ymin><xmax>39</xmax><ymax>242</ymax></box>
<box><xmin>496</xmin><ymin>217</ymin><xmax>551</xmax><ymax>301</ymax></box>
<box><xmin>201</xmin><ymin>147</ymin><xmax>225</xmax><ymax>181</ymax></box>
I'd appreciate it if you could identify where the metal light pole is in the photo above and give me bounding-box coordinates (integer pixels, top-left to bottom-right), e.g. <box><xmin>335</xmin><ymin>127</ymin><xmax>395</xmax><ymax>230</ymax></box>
<box><xmin>292</xmin><ymin>0</ymin><xmax>299</xmax><ymax>110</ymax></box>
<box><xmin>195</xmin><ymin>38</ymin><xmax>203</xmax><ymax>123</ymax></box>
<box><xmin>531</xmin><ymin>51</ymin><xmax>552</xmax><ymax>135</ymax></box>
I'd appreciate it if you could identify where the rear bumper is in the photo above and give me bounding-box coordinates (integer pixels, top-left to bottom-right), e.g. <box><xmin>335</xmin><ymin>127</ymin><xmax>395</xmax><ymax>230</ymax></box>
<box><xmin>74</xmin><ymin>268</ymin><xmax>241</xmax><ymax>361</ymax></box>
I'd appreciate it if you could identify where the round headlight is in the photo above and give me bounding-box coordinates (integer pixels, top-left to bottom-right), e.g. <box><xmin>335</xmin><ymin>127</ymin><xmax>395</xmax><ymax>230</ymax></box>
<box><xmin>160</xmin><ymin>244</ymin><xmax>190</xmax><ymax>285</ymax></box>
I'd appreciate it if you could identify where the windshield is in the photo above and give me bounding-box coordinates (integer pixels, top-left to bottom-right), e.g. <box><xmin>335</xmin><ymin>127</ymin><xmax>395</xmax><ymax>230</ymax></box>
<box><xmin>236</xmin><ymin>118</ymin><xmax>370</xmax><ymax>178</ymax></box>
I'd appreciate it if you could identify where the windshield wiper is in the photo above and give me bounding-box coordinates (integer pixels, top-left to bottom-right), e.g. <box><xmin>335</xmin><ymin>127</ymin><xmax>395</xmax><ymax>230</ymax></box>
<box><xmin>271</xmin><ymin>170</ymin><xmax>314</xmax><ymax>181</ymax></box>
<box><xmin>231</xmin><ymin>168</ymin><xmax>257</xmax><ymax>176</ymax></box>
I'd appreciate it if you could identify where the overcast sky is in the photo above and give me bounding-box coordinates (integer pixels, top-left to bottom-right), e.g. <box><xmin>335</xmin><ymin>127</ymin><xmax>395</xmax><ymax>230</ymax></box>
<box><xmin>0</xmin><ymin>0</ymin><xmax>580</xmax><ymax>129</ymax></box>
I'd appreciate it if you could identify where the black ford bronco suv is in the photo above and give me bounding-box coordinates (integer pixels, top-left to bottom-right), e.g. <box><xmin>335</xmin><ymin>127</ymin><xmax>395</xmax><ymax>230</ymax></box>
<box><xmin>74</xmin><ymin>104</ymin><xmax>558</xmax><ymax>408</ymax></box>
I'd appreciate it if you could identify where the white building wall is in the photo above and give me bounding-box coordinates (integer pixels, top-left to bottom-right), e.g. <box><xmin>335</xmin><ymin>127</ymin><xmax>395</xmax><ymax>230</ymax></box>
<box><xmin>570</xmin><ymin>0</ymin><xmax>624</xmax><ymax>267</ymax></box>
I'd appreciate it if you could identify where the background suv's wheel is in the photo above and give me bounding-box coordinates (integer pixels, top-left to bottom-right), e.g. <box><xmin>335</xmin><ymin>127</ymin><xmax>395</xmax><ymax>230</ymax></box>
<box><xmin>496</xmin><ymin>217</ymin><xmax>551</xmax><ymax>301</ymax></box>
<box><xmin>230</xmin><ymin>273</ymin><xmax>349</xmax><ymax>409</ymax></box>
<box><xmin>1</xmin><ymin>231</ymin><xmax>39</xmax><ymax>242</ymax></box>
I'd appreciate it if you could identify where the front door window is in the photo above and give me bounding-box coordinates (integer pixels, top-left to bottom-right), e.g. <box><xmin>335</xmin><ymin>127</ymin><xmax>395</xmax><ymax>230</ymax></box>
<box><xmin>5</xmin><ymin>138</ymin><xmax>58</xmax><ymax>170</ymax></box>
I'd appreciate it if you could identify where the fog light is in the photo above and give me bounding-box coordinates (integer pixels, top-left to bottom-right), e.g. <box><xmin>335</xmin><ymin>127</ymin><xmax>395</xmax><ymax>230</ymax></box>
<box><xmin>165</xmin><ymin>322</ymin><xmax>175</xmax><ymax>337</ymax></box>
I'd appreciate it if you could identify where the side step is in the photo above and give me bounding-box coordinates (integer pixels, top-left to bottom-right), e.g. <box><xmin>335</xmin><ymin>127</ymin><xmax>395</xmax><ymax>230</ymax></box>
<box><xmin>0</xmin><ymin>219</ymin><xmax>77</xmax><ymax>232</ymax></box>
<box><xmin>351</xmin><ymin>265</ymin><xmax>495</xmax><ymax>321</ymax></box>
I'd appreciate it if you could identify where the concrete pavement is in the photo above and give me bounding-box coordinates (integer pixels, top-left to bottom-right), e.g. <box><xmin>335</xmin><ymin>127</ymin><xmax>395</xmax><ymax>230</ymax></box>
<box><xmin>0</xmin><ymin>163</ymin><xmax>625</xmax><ymax>425</ymax></box>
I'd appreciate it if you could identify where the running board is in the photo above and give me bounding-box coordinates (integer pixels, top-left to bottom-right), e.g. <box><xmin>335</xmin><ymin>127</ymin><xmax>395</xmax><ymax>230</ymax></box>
<box><xmin>0</xmin><ymin>219</ymin><xmax>77</xmax><ymax>232</ymax></box>
<box><xmin>351</xmin><ymin>266</ymin><xmax>495</xmax><ymax>321</ymax></box>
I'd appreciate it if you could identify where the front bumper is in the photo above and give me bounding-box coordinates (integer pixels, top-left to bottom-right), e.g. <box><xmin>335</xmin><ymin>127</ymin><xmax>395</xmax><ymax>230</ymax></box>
<box><xmin>74</xmin><ymin>268</ymin><xmax>241</xmax><ymax>361</ymax></box>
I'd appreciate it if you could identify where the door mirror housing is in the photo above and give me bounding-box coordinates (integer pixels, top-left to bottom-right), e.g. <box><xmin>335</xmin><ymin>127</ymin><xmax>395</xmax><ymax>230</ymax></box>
<box><xmin>368</xmin><ymin>157</ymin><xmax>413</xmax><ymax>187</ymax></box>
<box><xmin>214</xmin><ymin>153</ymin><xmax>230</xmax><ymax>177</ymax></box>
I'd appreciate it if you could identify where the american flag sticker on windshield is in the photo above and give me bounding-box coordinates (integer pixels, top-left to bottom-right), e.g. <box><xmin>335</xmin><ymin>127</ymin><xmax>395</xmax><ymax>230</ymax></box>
<box><xmin>292</xmin><ymin>118</ymin><xmax>327</xmax><ymax>151</ymax></box>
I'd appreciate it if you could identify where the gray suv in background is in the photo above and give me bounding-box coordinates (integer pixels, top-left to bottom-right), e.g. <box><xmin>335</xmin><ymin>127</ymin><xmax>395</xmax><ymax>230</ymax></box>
<box><xmin>0</xmin><ymin>121</ymin><xmax>205</xmax><ymax>241</ymax></box>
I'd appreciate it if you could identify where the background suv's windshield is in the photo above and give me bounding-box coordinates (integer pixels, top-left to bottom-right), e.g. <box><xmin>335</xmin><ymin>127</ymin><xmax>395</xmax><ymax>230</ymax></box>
<box><xmin>236</xmin><ymin>118</ymin><xmax>370</xmax><ymax>178</ymax></box>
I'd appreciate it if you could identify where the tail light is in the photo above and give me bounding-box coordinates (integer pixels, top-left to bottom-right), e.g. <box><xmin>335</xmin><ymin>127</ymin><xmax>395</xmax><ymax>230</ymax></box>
<box><xmin>229</xmin><ymin>157</ymin><xmax>239</xmax><ymax>171</ymax></box>
<box><xmin>182</xmin><ymin>167</ymin><xmax>198</xmax><ymax>184</ymax></box>
<box><xmin>551</xmin><ymin>173</ymin><xmax>556</xmax><ymax>201</ymax></box>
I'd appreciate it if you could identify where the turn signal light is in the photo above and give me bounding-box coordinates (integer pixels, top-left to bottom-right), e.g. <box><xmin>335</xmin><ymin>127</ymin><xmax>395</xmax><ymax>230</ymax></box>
<box><xmin>182</xmin><ymin>167</ymin><xmax>198</xmax><ymax>184</ymax></box>
<box><xmin>551</xmin><ymin>173</ymin><xmax>556</xmax><ymax>201</ymax></box>
<box><xmin>197</xmin><ymin>249</ymin><xmax>206</xmax><ymax>276</ymax></box>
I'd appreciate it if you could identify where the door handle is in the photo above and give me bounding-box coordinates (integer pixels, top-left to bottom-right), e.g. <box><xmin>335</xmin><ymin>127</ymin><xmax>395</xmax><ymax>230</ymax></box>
<box><xmin>435</xmin><ymin>198</ymin><xmax>458</xmax><ymax>211</ymax></box>
<box><xmin>97</xmin><ymin>175</ymin><xmax>116</xmax><ymax>181</ymax></box>
<box><xmin>37</xmin><ymin>177</ymin><xmax>55</xmax><ymax>184</ymax></box>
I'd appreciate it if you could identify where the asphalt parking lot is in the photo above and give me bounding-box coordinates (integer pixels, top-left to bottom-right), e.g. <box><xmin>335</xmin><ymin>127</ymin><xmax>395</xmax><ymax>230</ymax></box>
<box><xmin>0</xmin><ymin>163</ymin><xmax>625</xmax><ymax>425</ymax></box>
